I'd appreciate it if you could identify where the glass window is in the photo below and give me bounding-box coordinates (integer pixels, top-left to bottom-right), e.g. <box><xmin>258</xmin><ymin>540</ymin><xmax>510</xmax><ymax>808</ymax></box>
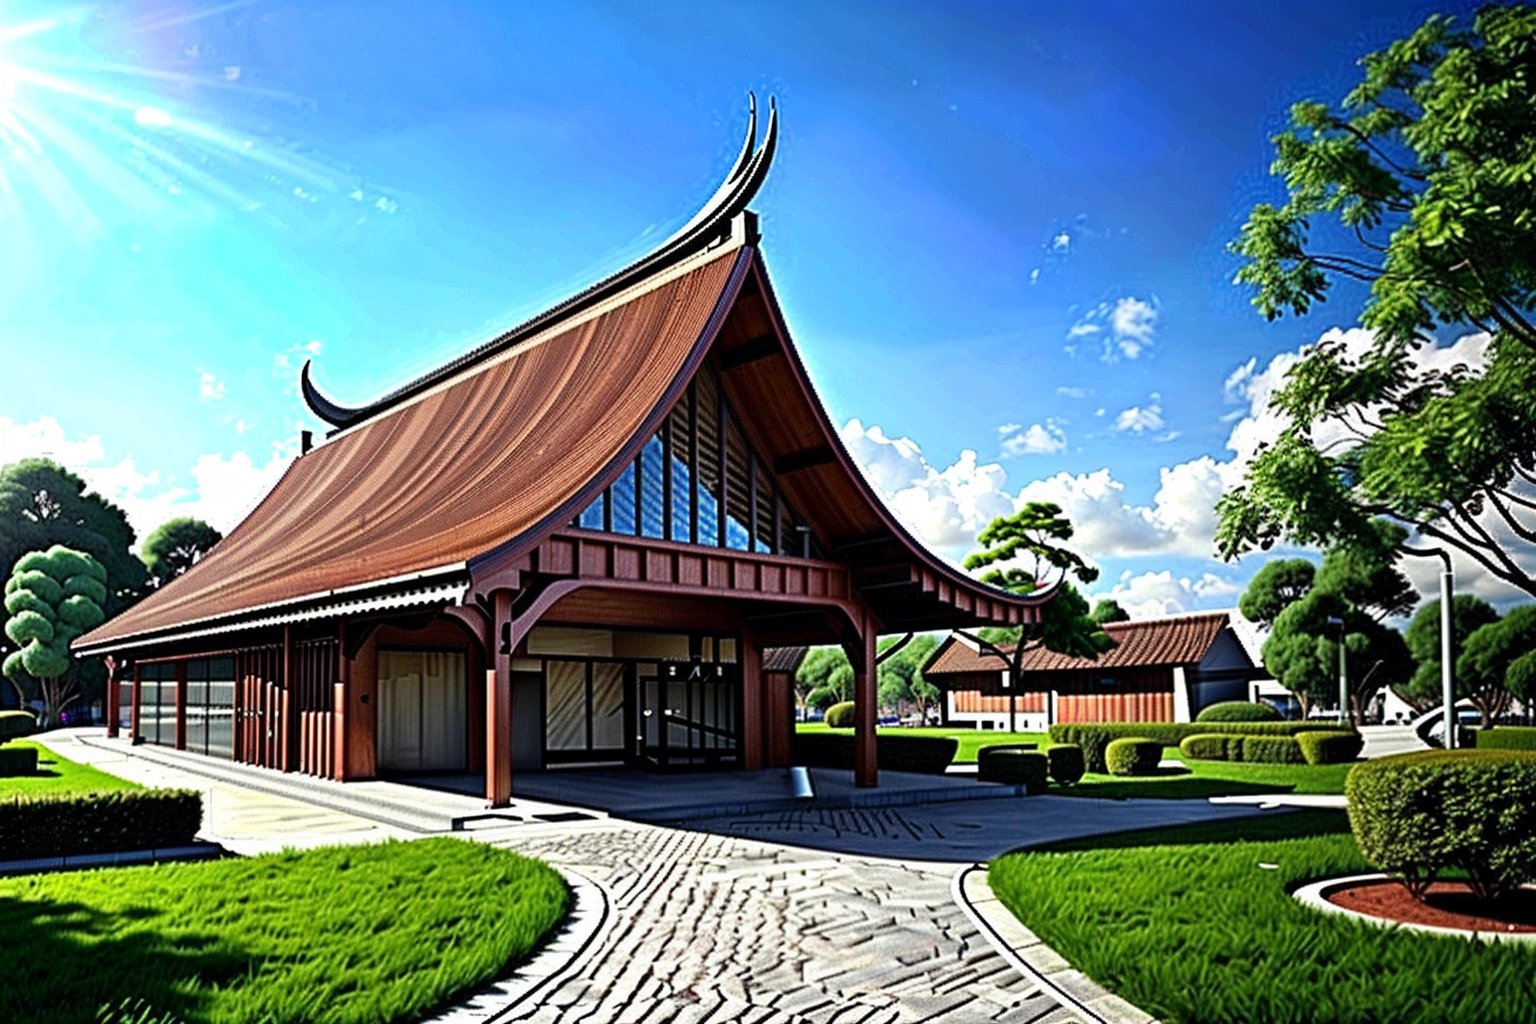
<box><xmin>610</xmin><ymin>462</ymin><xmax>637</xmax><ymax>535</ymax></box>
<box><xmin>638</xmin><ymin>435</ymin><xmax>666</xmax><ymax>539</ymax></box>
<box><xmin>579</xmin><ymin>490</ymin><xmax>606</xmax><ymax>530</ymax></box>
<box><xmin>725</xmin><ymin>419</ymin><xmax>752</xmax><ymax>551</ymax></box>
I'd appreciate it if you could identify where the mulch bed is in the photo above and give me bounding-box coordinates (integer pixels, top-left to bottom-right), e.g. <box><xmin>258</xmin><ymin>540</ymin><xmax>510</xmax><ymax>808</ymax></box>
<box><xmin>1326</xmin><ymin>878</ymin><xmax>1536</xmax><ymax>935</ymax></box>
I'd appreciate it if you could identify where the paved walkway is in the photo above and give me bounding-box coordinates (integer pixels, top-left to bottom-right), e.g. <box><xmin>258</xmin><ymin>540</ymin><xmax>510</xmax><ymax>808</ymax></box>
<box><xmin>34</xmin><ymin>731</ymin><xmax>1277</xmax><ymax>1022</ymax></box>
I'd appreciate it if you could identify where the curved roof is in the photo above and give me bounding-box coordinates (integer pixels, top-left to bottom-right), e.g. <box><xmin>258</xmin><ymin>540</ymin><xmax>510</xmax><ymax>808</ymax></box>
<box><xmin>925</xmin><ymin>611</ymin><xmax>1235</xmax><ymax>677</ymax></box>
<box><xmin>78</xmin><ymin>246</ymin><xmax>747</xmax><ymax>651</ymax></box>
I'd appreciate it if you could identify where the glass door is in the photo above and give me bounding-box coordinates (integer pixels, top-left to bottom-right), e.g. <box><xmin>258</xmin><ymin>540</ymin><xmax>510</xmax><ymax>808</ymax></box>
<box><xmin>631</xmin><ymin>661</ymin><xmax>740</xmax><ymax>769</ymax></box>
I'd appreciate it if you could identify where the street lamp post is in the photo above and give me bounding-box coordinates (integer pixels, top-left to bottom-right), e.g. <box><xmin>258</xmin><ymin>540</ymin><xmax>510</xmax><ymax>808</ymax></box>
<box><xmin>1438</xmin><ymin>551</ymin><xmax>1456</xmax><ymax>750</ymax></box>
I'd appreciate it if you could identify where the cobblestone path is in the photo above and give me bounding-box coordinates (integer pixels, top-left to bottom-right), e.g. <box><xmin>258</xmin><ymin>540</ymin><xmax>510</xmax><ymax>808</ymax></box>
<box><xmin>491</xmin><ymin>821</ymin><xmax>1081</xmax><ymax>1024</ymax></box>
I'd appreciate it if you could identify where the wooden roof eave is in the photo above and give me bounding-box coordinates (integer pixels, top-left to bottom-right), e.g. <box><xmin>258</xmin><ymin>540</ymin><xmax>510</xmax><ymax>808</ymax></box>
<box><xmin>733</xmin><ymin>255</ymin><xmax>1050</xmax><ymax>628</ymax></box>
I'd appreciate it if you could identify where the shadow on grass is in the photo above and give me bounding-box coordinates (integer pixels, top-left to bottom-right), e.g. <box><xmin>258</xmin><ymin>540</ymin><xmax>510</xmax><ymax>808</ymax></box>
<box><xmin>1024</xmin><ymin>808</ymin><xmax>1353</xmax><ymax>855</ymax></box>
<box><xmin>0</xmin><ymin>893</ymin><xmax>253</xmax><ymax>1024</ymax></box>
<box><xmin>1052</xmin><ymin>767</ymin><xmax>1288</xmax><ymax>801</ymax></box>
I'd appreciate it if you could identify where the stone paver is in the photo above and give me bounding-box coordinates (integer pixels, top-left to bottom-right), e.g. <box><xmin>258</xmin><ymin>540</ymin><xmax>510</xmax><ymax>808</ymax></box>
<box><xmin>487</xmin><ymin>822</ymin><xmax>1082</xmax><ymax>1024</ymax></box>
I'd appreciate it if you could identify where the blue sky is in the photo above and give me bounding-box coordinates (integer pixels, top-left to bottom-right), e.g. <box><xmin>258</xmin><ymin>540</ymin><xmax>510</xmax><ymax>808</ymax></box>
<box><xmin>0</xmin><ymin>0</ymin><xmax>1505</xmax><ymax>617</ymax></box>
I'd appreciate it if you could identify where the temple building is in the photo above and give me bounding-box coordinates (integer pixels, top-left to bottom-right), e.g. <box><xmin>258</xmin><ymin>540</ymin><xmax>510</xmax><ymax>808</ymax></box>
<box><xmin>75</xmin><ymin>98</ymin><xmax>1049</xmax><ymax>804</ymax></box>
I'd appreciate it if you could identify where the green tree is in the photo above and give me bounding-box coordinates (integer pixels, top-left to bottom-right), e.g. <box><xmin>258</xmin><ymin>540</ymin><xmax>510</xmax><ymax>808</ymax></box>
<box><xmin>1245</xmin><ymin>531</ymin><xmax>1415</xmax><ymax>722</ymax></box>
<box><xmin>876</xmin><ymin>634</ymin><xmax>940</xmax><ymax>721</ymax></box>
<box><xmin>1090</xmin><ymin>599</ymin><xmax>1130</xmax><ymax>624</ymax></box>
<box><xmin>958</xmin><ymin>503</ymin><xmax>1111</xmax><ymax>728</ymax></box>
<box><xmin>1218</xmin><ymin>6</ymin><xmax>1536</xmax><ymax>599</ymax></box>
<box><xmin>1457</xmin><ymin>605</ymin><xmax>1536</xmax><ymax>726</ymax></box>
<box><xmin>141</xmin><ymin>516</ymin><xmax>222</xmax><ymax>589</ymax></box>
<box><xmin>3</xmin><ymin>546</ymin><xmax>107</xmax><ymax>725</ymax></box>
<box><xmin>0</xmin><ymin>459</ymin><xmax>145</xmax><ymax>614</ymax></box>
<box><xmin>795</xmin><ymin>647</ymin><xmax>852</xmax><ymax>718</ymax></box>
<box><xmin>1237</xmin><ymin>558</ymin><xmax>1317</xmax><ymax>628</ymax></box>
<box><xmin>1397</xmin><ymin>594</ymin><xmax>1500</xmax><ymax>712</ymax></box>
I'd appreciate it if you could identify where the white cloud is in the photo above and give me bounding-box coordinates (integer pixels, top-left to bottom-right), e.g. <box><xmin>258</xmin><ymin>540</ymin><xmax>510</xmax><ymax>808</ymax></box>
<box><xmin>0</xmin><ymin>414</ymin><xmax>290</xmax><ymax>546</ymax></box>
<box><xmin>1097</xmin><ymin>569</ymin><xmax>1245</xmax><ymax>620</ymax></box>
<box><xmin>1067</xmin><ymin>295</ymin><xmax>1159</xmax><ymax>361</ymax></box>
<box><xmin>998</xmin><ymin>420</ymin><xmax>1067</xmax><ymax>457</ymax></box>
<box><xmin>198</xmin><ymin>371</ymin><xmax>226</xmax><ymax>402</ymax></box>
<box><xmin>1114</xmin><ymin>395</ymin><xmax>1164</xmax><ymax>434</ymax></box>
<box><xmin>1029</xmin><ymin>268</ymin><xmax>1041</xmax><ymax>286</ymax></box>
<box><xmin>1056</xmin><ymin>386</ymin><xmax>1092</xmax><ymax>399</ymax></box>
<box><xmin>1050</xmin><ymin>231</ymin><xmax>1071</xmax><ymax>253</ymax></box>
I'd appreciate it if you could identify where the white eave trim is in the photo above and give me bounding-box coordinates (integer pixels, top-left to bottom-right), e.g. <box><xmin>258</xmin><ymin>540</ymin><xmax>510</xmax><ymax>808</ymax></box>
<box><xmin>75</xmin><ymin>564</ymin><xmax>470</xmax><ymax>656</ymax></box>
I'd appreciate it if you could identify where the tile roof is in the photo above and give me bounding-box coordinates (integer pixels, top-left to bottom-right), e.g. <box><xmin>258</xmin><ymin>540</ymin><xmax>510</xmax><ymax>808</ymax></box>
<box><xmin>925</xmin><ymin>611</ymin><xmax>1233</xmax><ymax>677</ymax></box>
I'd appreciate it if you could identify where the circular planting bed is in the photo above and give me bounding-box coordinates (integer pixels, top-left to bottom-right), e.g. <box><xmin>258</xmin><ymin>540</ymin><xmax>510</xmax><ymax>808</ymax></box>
<box><xmin>1294</xmin><ymin>873</ymin><xmax>1536</xmax><ymax>943</ymax></box>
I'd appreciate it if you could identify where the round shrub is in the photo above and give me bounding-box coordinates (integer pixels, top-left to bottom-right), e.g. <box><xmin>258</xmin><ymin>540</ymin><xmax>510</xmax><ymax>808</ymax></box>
<box><xmin>1045</xmin><ymin>743</ymin><xmax>1085</xmax><ymax>785</ymax></box>
<box><xmin>976</xmin><ymin>747</ymin><xmax>1048</xmax><ymax>792</ymax></box>
<box><xmin>0</xmin><ymin>710</ymin><xmax>35</xmax><ymax>745</ymax></box>
<box><xmin>823</xmin><ymin>701</ymin><xmax>857</xmax><ymax>728</ymax></box>
<box><xmin>1104</xmin><ymin>737</ymin><xmax>1161</xmax><ymax>776</ymax></box>
<box><xmin>1179</xmin><ymin>733</ymin><xmax>1240</xmax><ymax>762</ymax></box>
<box><xmin>1196</xmin><ymin>700</ymin><xmax>1281</xmax><ymax>723</ymax></box>
<box><xmin>1347</xmin><ymin>749</ymin><xmax>1536</xmax><ymax>901</ymax></box>
<box><xmin>1296</xmin><ymin>729</ymin><xmax>1363</xmax><ymax>765</ymax></box>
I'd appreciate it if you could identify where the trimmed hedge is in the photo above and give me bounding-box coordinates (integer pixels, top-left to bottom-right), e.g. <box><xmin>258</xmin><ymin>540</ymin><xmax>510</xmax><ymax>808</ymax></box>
<box><xmin>0</xmin><ymin>711</ymin><xmax>35</xmax><ymax>744</ymax></box>
<box><xmin>1105</xmin><ymin>737</ymin><xmax>1161</xmax><ymax>776</ymax></box>
<box><xmin>1347</xmin><ymin>749</ymin><xmax>1536</xmax><ymax>901</ymax></box>
<box><xmin>1296</xmin><ymin>730</ymin><xmax>1364</xmax><ymax>765</ymax></box>
<box><xmin>1473</xmin><ymin>726</ymin><xmax>1536</xmax><ymax>751</ymax></box>
<box><xmin>1179</xmin><ymin>733</ymin><xmax>1242</xmax><ymax>762</ymax></box>
<box><xmin>0</xmin><ymin>789</ymin><xmax>203</xmax><ymax>860</ymax></box>
<box><xmin>1050</xmin><ymin>721</ymin><xmax>1349</xmax><ymax>773</ymax></box>
<box><xmin>823</xmin><ymin>701</ymin><xmax>857</xmax><ymax>728</ymax></box>
<box><xmin>1045</xmin><ymin>743</ymin><xmax>1085</xmax><ymax>785</ymax></box>
<box><xmin>0</xmin><ymin>746</ymin><xmax>37</xmax><ymax>777</ymax></box>
<box><xmin>976</xmin><ymin>747</ymin><xmax>1048</xmax><ymax>792</ymax></box>
<box><xmin>1239</xmin><ymin>735</ymin><xmax>1307</xmax><ymax>765</ymax></box>
<box><xmin>791</xmin><ymin>732</ymin><xmax>958</xmax><ymax>775</ymax></box>
<box><xmin>1195</xmin><ymin>701</ymin><xmax>1280</xmax><ymax>723</ymax></box>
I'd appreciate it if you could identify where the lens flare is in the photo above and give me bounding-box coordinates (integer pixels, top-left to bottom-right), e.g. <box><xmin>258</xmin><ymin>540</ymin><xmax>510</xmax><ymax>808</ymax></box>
<box><xmin>0</xmin><ymin>4</ymin><xmax>384</xmax><ymax>242</ymax></box>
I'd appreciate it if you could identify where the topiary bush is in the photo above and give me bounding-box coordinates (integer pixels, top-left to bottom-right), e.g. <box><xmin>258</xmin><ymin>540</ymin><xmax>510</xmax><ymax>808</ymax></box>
<box><xmin>1296</xmin><ymin>729</ymin><xmax>1364</xmax><ymax>765</ymax></box>
<box><xmin>1105</xmin><ymin>737</ymin><xmax>1162</xmax><ymax>776</ymax></box>
<box><xmin>1045</xmin><ymin>743</ymin><xmax>1085</xmax><ymax>785</ymax></box>
<box><xmin>0</xmin><ymin>746</ymin><xmax>37</xmax><ymax>776</ymax></box>
<box><xmin>976</xmin><ymin>747</ymin><xmax>1048</xmax><ymax>792</ymax></box>
<box><xmin>0</xmin><ymin>789</ymin><xmax>203</xmax><ymax>860</ymax></box>
<box><xmin>0</xmin><ymin>710</ymin><xmax>35</xmax><ymax>744</ymax></box>
<box><xmin>823</xmin><ymin>701</ymin><xmax>857</xmax><ymax>728</ymax></box>
<box><xmin>1473</xmin><ymin>726</ymin><xmax>1536</xmax><ymax>751</ymax></box>
<box><xmin>1179</xmin><ymin>733</ymin><xmax>1242</xmax><ymax>762</ymax></box>
<box><xmin>1195</xmin><ymin>700</ymin><xmax>1281</xmax><ymax>723</ymax></box>
<box><xmin>1347</xmin><ymin>749</ymin><xmax>1536</xmax><ymax>901</ymax></box>
<box><xmin>1237</xmin><ymin>735</ymin><xmax>1307</xmax><ymax>764</ymax></box>
<box><xmin>1049</xmin><ymin>721</ymin><xmax>1343</xmax><ymax>772</ymax></box>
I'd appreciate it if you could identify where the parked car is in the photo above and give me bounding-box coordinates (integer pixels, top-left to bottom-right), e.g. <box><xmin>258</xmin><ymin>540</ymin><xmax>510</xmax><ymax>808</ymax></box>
<box><xmin>1410</xmin><ymin>702</ymin><xmax>1482</xmax><ymax>749</ymax></box>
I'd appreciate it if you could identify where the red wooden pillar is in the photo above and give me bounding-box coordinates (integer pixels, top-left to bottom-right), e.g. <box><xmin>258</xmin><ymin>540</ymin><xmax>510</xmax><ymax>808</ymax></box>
<box><xmin>173</xmin><ymin>661</ymin><xmax>187</xmax><ymax>750</ymax></box>
<box><xmin>280</xmin><ymin>626</ymin><xmax>295</xmax><ymax>773</ymax></box>
<box><xmin>485</xmin><ymin>589</ymin><xmax>514</xmax><ymax>807</ymax></box>
<box><xmin>854</xmin><ymin>609</ymin><xmax>878</xmax><ymax>788</ymax></box>
<box><xmin>740</xmin><ymin>634</ymin><xmax>764</xmax><ymax>771</ymax></box>
<box><xmin>128</xmin><ymin>663</ymin><xmax>143</xmax><ymax>743</ymax></box>
<box><xmin>105</xmin><ymin>656</ymin><xmax>121</xmax><ymax>738</ymax></box>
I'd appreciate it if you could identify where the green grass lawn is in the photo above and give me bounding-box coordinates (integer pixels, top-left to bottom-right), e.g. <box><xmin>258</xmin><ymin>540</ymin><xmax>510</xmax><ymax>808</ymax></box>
<box><xmin>0</xmin><ymin>838</ymin><xmax>567</xmax><ymax>1024</ymax></box>
<box><xmin>0</xmin><ymin>740</ymin><xmax>143</xmax><ymax>797</ymax></box>
<box><xmin>990</xmin><ymin>810</ymin><xmax>1536</xmax><ymax>1024</ymax></box>
<box><xmin>795</xmin><ymin>723</ymin><xmax>1048</xmax><ymax>763</ymax></box>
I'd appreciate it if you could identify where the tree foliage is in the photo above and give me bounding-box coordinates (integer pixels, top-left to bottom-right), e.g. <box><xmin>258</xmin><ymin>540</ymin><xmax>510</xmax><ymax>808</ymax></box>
<box><xmin>1245</xmin><ymin>534</ymin><xmax>1414</xmax><ymax>722</ymax></box>
<box><xmin>1457</xmin><ymin>605</ymin><xmax>1536</xmax><ymax>725</ymax></box>
<box><xmin>3</xmin><ymin>546</ymin><xmax>107</xmax><ymax>724</ymax></box>
<box><xmin>876</xmin><ymin>634</ymin><xmax>941</xmax><ymax>721</ymax></box>
<box><xmin>1090</xmin><ymin>599</ymin><xmax>1130</xmax><ymax>624</ymax></box>
<box><xmin>1396</xmin><ymin>594</ymin><xmax>1500</xmax><ymax>712</ymax></box>
<box><xmin>0</xmin><ymin>459</ymin><xmax>145</xmax><ymax>614</ymax></box>
<box><xmin>1219</xmin><ymin>6</ymin><xmax>1536</xmax><ymax>599</ymax></box>
<box><xmin>141</xmin><ymin>517</ymin><xmax>222</xmax><ymax>588</ymax></box>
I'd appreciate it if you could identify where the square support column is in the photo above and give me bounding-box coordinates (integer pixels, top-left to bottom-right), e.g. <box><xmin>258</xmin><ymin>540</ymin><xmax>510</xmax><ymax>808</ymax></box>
<box><xmin>854</xmin><ymin>611</ymin><xmax>878</xmax><ymax>788</ymax></box>
<box><xmin>485</xmin><ymin>589</ymin><xmax>514</xmax><ymax>807</ymax></box>
<box><xmin>173</xmin><ymin>661</ymin><xmax>187</xmax><ymax>750</ymax></box>
<box><xmin>128</xmin><ymin>664</ymin><xmax>142</xmax><ymax>743</ymax></box>
<box><xmin>740</xmin><ymin>636</ymin><xmax>764</xmax><ymax>771</ymax></box>
<box><xmin>105</xmin><ymin>658</ymin><xmax>121</xmax><ymax>739</ymax></box>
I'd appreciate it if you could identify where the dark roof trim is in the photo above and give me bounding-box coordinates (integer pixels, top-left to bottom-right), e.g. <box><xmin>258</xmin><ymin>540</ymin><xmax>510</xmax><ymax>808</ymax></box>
<box><xmin>302</xmin><ymin>94</ymin><xmax>779</xmax><ymax>433</ymax></box>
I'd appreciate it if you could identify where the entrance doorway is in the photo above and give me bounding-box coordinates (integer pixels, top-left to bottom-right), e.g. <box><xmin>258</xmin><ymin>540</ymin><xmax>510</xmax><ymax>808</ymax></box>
<box><xmin>377</xmin><ymin>650</ymin><xmax>467</xmax><ymax>772</ymax></box>
<box><xmin>633</xmin><ymin>660</ymin><xmax>740</xmax><ymax>769</ymax></box>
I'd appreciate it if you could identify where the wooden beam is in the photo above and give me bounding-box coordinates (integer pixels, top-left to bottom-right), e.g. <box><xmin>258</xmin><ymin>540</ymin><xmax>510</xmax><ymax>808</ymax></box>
<box><xmin>718</xmin><ymin>333</ymin><xmax>780</xmax><ymax>370</ymax></box>
<box><xmin>772</xmin><ymin>445</ymin><xmax>835</xmax><ymax>475</ymax></box>
<box><xmin>485</xmin><ymin>589</ymin><xmax>514</xmax><ymax>807</ymax></box>
<box><xmin>854</xmin><ymin>607</ymin><xmax>877</xmax><ymax>788</ymax></box>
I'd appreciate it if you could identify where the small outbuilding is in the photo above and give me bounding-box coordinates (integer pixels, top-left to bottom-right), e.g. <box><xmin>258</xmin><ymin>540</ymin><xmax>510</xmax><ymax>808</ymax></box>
<box><xmin>922</xmin><ymin>610</ymin><xmax>1260</xmax><ymax>730</ymax></box>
